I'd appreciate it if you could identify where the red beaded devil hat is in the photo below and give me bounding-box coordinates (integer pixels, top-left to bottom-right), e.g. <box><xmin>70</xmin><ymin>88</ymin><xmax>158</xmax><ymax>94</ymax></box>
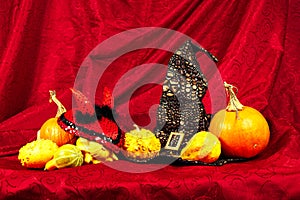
<box><xmin>57</xmin><ymin>87</ymin><xmax>123</xmax><ymax>152</ymax></box>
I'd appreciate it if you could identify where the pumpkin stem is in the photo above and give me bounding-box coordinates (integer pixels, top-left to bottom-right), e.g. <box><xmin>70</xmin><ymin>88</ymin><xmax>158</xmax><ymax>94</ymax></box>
<box><xmin>224</xmin><ymin>82</ymin><xmax>244</xmax><ymax>119</ymax></box>
<box><xmin>49</xmin><ymin>90</ymin><xmax>67</xmax><ymax>118</ymax></box>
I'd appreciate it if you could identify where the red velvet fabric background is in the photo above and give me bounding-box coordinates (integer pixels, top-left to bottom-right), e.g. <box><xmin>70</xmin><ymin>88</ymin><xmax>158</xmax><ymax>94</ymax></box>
<box><xmin>0</xmin><ymin>0</ymin><xmax>299</xmax><ymax>199</ymax></box>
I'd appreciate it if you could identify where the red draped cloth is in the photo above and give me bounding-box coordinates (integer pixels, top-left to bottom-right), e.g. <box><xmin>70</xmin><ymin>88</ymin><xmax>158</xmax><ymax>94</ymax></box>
<box><xmin>0</xmin><ymin>0</ymin><xmax>299</xmax><ymax>199</ymax></box>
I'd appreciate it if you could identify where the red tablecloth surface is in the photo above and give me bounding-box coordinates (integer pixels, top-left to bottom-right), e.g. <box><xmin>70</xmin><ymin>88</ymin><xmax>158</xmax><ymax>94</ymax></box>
<box><xmin>1</xmin><ymin>151</ymin><xmax>300</xmax><ymax>200</ymax></box>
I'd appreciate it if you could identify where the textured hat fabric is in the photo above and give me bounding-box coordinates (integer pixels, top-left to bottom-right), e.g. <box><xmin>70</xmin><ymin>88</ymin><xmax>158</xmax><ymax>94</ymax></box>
<box><xmin>155</xmin><ymin>40</ymin><xmax>217</xmax><ymax>157</ymax></box>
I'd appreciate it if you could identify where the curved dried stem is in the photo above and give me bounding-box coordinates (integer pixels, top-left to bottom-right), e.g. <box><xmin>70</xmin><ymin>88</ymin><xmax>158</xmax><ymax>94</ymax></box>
<box><xmin>49</xmin><ymin>90</ymin><xmax>67</xmax><ymax>118</ymax></box>
<box><xmin>224</xmin><ymin>82</ymin><xmax>244</xmax><ymax>119</ymax></box>
<box><xmin>133</xmin><ymin>124</ymin><xmax>141</xmax><ymax>132</ymax></box>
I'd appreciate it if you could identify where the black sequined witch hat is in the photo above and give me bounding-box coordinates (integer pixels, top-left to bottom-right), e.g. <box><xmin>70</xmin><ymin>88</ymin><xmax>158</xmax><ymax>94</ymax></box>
<box><xmin>155</xmin><ymin>40</ymin><xmax>218</xmax><ymax>157</ymax></box>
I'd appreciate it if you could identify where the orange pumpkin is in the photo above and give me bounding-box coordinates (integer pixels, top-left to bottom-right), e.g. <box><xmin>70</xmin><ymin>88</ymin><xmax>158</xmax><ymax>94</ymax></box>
<box><xmin>209</xmin><ymin>82</ymin><xmax>270</xmax><ymax>158</ymax></box>
<box><xmin>39</xmin><ymin>90</ymin><xmax>77</xmax><ymax>146</ymax></box>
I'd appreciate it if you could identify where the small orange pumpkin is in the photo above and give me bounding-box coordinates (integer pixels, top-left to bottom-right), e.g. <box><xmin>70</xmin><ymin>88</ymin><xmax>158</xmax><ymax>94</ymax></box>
<box><xmin>209</xmin><ymin>82</ymin><xmax>270</xmax><ymax>158</ymax></box>
<box><xmin>39</xmin><ymin>90</ymin><xmax>77</xmax><ymax>146</ymax></box>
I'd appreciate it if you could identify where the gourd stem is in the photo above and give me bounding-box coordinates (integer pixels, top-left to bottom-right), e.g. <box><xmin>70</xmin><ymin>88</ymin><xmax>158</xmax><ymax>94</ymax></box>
<box><xmin>224</xmin><ymin>82</ymin><xmax>244</xmax><ymax>119</ymax></box>
<box><xmin>133</xmin><ymin>124</ymin><xmax>140</xmax><ymax>132</ymax></box>
<box><xmin>49</xmin><ymin>90</ymin><xmax>67</xmax><ymax>118</ymax></box>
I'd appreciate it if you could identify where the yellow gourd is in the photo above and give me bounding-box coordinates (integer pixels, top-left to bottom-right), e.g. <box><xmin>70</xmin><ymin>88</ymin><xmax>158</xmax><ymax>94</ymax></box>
<box><xmin>123</xmin><ymin>125</ymin><xmax>161</xmax><ymax>162</ymax></box>
<box><xmin>180</xmin><ymin>131</ymin><xmax>221</xmax><ymax>163</ymax></box>
<box><xmin>44</xmin><ymin>144</ymin><xmax>83</xmax><ymax>170</ymax></box>
<box><xmin>76</xmin><ymin>137</ymin><xmax>118</xmax><ymax>163</ymax></box>
<box><xmin>18</xmin><ymin>139</ymin><xmax>58</xmax><ymax>169</ymax></box>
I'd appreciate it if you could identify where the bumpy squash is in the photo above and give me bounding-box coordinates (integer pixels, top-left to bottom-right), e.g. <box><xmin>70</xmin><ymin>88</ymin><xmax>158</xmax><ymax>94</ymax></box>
<box><xmin>123</xmin><ymin>125</ymin><xmax>161</xmax><ymax>162</ymax></box>
<box><xmin>18</xmin><ymin>139</ymin><xmax>58</xmax><ymax>168</ymax></box>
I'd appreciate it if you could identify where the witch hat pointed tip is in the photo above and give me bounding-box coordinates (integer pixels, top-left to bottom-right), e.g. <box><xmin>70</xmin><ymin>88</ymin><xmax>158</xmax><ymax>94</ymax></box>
<box><xmin>70</xmin><ymin>88</ymin><xmax>95</xmax><ymax>115</ymax></box>
<box><xmin>70</xmin><ymin>88</ymin><xmax>80</xmax><ymax>95</ymax></box>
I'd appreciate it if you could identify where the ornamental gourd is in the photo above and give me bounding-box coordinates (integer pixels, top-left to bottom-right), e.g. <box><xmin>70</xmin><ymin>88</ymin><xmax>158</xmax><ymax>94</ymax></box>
<box><xmin>18</xmin><ymin>139</ymin><xmax>58</xmax><ymax>168</ymax></box>
<box><xmin>123</xmin><ymin>125</ymin><xmax>161</xmax><ymax>162</ymax></box>
<box><xmin>209</xmin><ymin>82</ymin><xmax>270</xmax><ymax>158</ymax></box>
<box><xmin>39</xmin><ymin>90</ymin><xmax>77</xmax><ymax>146</ymax></box>
<box><xmin>76</xmin><ymin>137</ymin><xmax>118</xmax><ymax>163</ymax></box>
<box><xmin>44</xmin><ymin>144</ymin><xmax>83</xmax><ymax>170</ymax></box>
<box><xmin>180</xmin><ymin>131</ymin><xmax>221</xmax><ymax>163</ymax></box>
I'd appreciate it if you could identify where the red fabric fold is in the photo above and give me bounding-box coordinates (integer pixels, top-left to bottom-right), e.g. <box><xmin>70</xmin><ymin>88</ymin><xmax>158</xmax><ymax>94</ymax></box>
<box><xmin>0</xmin><ymin>0</ymin><xmax>299</xmax><ymax>199</ymax></box>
